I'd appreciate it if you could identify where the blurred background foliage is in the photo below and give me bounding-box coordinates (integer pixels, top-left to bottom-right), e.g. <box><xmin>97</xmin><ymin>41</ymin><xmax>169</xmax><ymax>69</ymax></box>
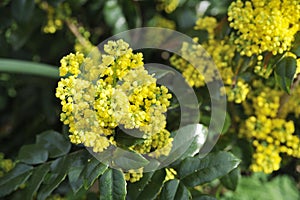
<box><xmin>0</xmin><ymin>0</ymin><xmax>299</xmax><ymax>199</ymax></box>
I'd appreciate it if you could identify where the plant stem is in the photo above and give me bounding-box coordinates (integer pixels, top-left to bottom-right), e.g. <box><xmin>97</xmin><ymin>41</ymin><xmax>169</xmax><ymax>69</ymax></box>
<box><xmin>0</xmin><ymin>59</ymin><xmax>59</xmax><ymax>78</ymax></box>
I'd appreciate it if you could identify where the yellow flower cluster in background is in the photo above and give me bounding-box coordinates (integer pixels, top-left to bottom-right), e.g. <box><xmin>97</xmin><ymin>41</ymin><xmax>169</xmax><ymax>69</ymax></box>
<box><xmin>156</xmin><ymin>0</ymin><xmax>179</xmax><ymax>13</ymax></box>
<box><xmin>0</xmin><ymin>153</ymin><xmax>14</xmax><ymax>177</ymax></box>
<box><xmin>39</xmin><ymin>1</ymin><xmax>71</xmax><ymax>34</ymax></box>
<box><xmin>171</xmin><ymin>16</ymin><xmax>250</xmax><ymax>103</ymax></box>
<box><xmin>56</xmin><ymin>40</ymin><xmax>173</xmax><ymax>179</ymax></box>
<box><xmin>228</xmin><ymin>0</ymin><xmax>300</xmax><ymax>57</ymax></box>
<box><xmin>148</xmin><ymin>14</ymin><xmax>176</xmax><ymax>30</ymax></box>
<box><xmin>240</xmin><ymin>81</ymin><xmax>300</xmax><ymax>173</ymax></box>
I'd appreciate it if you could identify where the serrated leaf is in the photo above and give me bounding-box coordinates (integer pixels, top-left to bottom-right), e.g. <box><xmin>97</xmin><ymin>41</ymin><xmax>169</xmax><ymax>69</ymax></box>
<box><xmin>36</xmin><ymin>130</ymin><xmax>71</xmax><ymax>158</ymax></box>
<box><xmin>220</xmin><ymin>167</ymin><xmax>240</xmax><ymax>191</ymax></box>
<box><xmin>159</xmin><ymin>179</ymin><xmax>190</xmax><ymax>200</ymax></box>
<box><xmin>274</xmin><ymin>57</ymin><xmax>297</xmax><ymax>93</ymax></box>
<box><xmin>11</xmin><ymin>0</ymin><xmax>35</xmax><ymax>23</ymax></box>
<box><xmin>0</xmin><ymin>163</ymin><xmax>33</xmax><ymax>197</ymax></box>
<box><xmin>17</xmin><ymin>144</ymin><xmax>48</xmax><ymax>165</ymax></box>
<box><xmin>99</xmin><ymin>168</ymin><xmax>126</xmax><ymax>200</ymax></box>
<box><xmin>81</xmin><ymin>157</ymin><xmax>108</xmax><ymax>189</ymax></box>
<box><xmin>37</xmin><ymin>156</ymin><xmax>69</xmax><ymax>200</ymax></box>
<box><xmin>178</xmin><ymin>151</ymin><xmax>240</xmax><ymax>187</ymax></box>
<box><xmin>113</xmin><ymin>148</ymin><xmax>149</xmax><ymax>171</ymax></box>
<box><xmin>127</xmin><ymin>169</ymin><xmax>166</xmax><ymax>200</ymax></box>
<box><xmin>25</xmin><ymin>164</ymin><xmax>50</xmax><ymax>200</ymax></box>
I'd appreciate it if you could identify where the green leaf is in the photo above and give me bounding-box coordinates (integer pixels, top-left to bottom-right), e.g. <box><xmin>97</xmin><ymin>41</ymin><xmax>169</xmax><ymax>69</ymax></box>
<box><xmin>159</xmin><ymin>179</ymin><xmax>190</xmax><ymax>200</ymax></box>
<box><xmin>221</xmin><ymin>174</ymin><xmax>300</xmax><ymax>200</ymax></box>
<box><xmin>0</xmin><ymin>163</ymin><xmax>33</xmax><ymax>197</ymax></box>
<box><xmin>36</xmin><ymin>130</ymin><xmax>71</xmax><ymax>158</ymax></box>
<box><xmin>99</xmin><ymin>168</ymin><xmax>126</xmax><ymax>200</ymax></box>
<box><xmin>24</xmin><ymin>164</ymin><xmax>50</xmax><ymax>200</ymax></box>
<box><xmin>17</xmin><ymin>144</ymin><xmax>48</xmax><ymax>165</ymax></box>
<box><xmin>103</xmin><ymin>0</ymin><xmax>129</xmax><ymax>34</ymax></box>
<box><xmin>220</xmin><ymin>167</ymin><xmax>240</xmax><ymax>191</ymax></box>
<box><xmin>161</xmin><ymin>124</ymin><xmax>207</xmax><ymax>166</ymax></box>
<box><xmin>67</xmin><ymin>151</ymin><xmax>88</xmax><ymax>193</ymax></box>
<box><xmin>177</xmin><ymin>151</ymin><xmax>240</xmax><ymax>187</ymax></box>
<box><xmin>11</xmin><ymin>0</ymin><xmax>35</xmax><ymax>22</ymax></box>
<box><xmin>114</xmin><ymin>129</ymin><xmax>145</xmax><ymax>148</ymax></box>
<box><xmin>81</xmin><ymin>157</ymin><xmax>108</xmax><ymax>189</ymax></box>
<box><xmin>0</xmin><ymin>59</ymin><xmax>59</xmax><ymax>78</ymax></box>
<box><xmin>177</xmin><ymin>124</ymin><xmax>208</xmax><ymax>162</ymax></box>
<box><xmin>37</xmin><ymin>156</ymin><xmax>69</xmax><ymax>200</ymax></box>
<box><xmin>113</xmin><ymin>148</ymin><xmax>149</xmax><ymax>171</ymax></box>
<box><xmin>274</xmin><ymin>57</ymin><xmax>297</xmax><ymax>93</ymax></box>
<box><xmin>127</xmin><ymin>169</ymin><xmax>166</xmax><ymax>200</ymax></box>
<box><xmin>221</xmin><ymin>112</ymin><xmax>231</xmax><ymax>134</ymax></box>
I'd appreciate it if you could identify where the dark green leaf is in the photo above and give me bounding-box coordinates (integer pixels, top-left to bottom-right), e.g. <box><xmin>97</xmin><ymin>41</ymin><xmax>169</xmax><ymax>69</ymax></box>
<box><xmin>160</xmin><ymin>179</ymin><xmax>190</xmax><ymax>200</ymax></box>
<box><xmin>0</xmin><ymin>163</ymin><xmax>33</xmax><ymax>197</ymax></box>
<box><xmin>221</xmin><ymin>112</ymin><xmax>231</xmax><ymax>134</ymax></box>
<box><xmin>81</xmin><ymin>157</ymin><xmax>108</xmax><ymax>189</ymax></box>
<box><xmin>11</xmin><ymin>0</ymin><xmax>35</xmax><ymax>22</ymax></box>
<box><xmin>161</xmin><ymin>124</ymin><xmax>207</xmax><ymax>166</ymax></box>
<box><xmin>177</xmin><ymin>124</ymin><xmax>208</xmax><ymax>162</ymax></box>
<box><xmin>113</xmin><ymin>148</ymin><xmax>149</xmax><ymax>171</ymax></box>
<box><xmin>17</xmin><ymin>144</ymin><xmax>48</xmax><ymax>165</ymax></box>
<box><xmin>67</xmin><ymin>151</ymin><xmax>88</xmax><ymax>193</ymax></box>
<box><xmin>178</xmin><ymin>151</ymin><xmax>240</xmax><ymax>187</ymax></box>
<box><xmin>274</xmin><ymin>57</ymin><xmax>297</xmax><ymax>93</ymax></box>
<box><xmin>36</xmin><ymin>130</ymin><xmax>71</xmax><ymax>158</ymax></box>
<box><xmin>127</xmin><ymin>169</ymin><xmax>166</xmax><ymax>200</ymax></box>
<box><xmin>114</xmin><ymin>129</ymin><xmax>145</xmax><ymax>148</ymax></box>
<box><xmin>37</xmin><ymin>156</ymin><xmax>69</xmax><ymax>200</ymax></box>
<box><xmin>25</xmin><ymin>164</ymin><xmax>50</xmax><ymax>200</ymax></box>
<box><xmin>99</xmin><ymin>168</ymin><xmax>126</xmax><ymax>200</ymax></box>
<box><xmin>220</xmin><ymin>167</ymin><xmax>240</xmax><ymax>191</ymax></box>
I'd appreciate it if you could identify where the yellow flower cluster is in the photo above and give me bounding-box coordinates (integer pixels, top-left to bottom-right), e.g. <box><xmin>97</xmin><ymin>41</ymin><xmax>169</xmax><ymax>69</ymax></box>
<box><xmin>39</xmin><ymin>2</ymin><xmax>71</xmax><ymax>34</ymax></box>
<box><xmin>131</xmin><ymin>129</ymin><xmax>173</xmax><ymax>158</ymax></box>
<box><xmin>170</xmin><ymin>38</ymin><xmax>217</xmax><ymax>88</ymax></box>
<box><xmin>225</xmin><ymin>80</ymin><xmax>250</xmax><ymax>104</ymax></box>
<box><xmin>56</xmin><ymin>40</ymin><xmax>173</xmax><ymax>160</ymax></box>
<box><xmin>0</xmin><ymin>153</ymin><xmax>14</xmax><ymax>177</ymax></box>
<box><xmin>240</xmin><ymin>82</ymin><xmax>300</xmax><ymax>173</ymax></box>
<box><xmin>228</xmin><ymin>0</ymin><xmax>300</xmax><ymax>57</ymax></box>
<box><xmin>164</xmin><ymin>168</ymin><xmax>177</xmax><ymax>182</ymax></box>
<box><xmin>124</xmin><ymin>168</ymin><xmax>143</xmax><ymax>183</ymax></box>
<box><xmin>194</xmin><ymin>17</ymin><xmax>218</xmax><ymax>40</ymax></box>
<box><xmin>148</xmin><ymin>15</ymin><xmax>176</xmax><ymax>30</ymax></box>
<box><xmin>171</xmin><ymin>16</ymin><xmax>250</xmax><ymax>103</ymax></box>
<box><xmin>156</xmin><ymin>0</ymin><xmax>179</xmax><ymax>13</ymax></box>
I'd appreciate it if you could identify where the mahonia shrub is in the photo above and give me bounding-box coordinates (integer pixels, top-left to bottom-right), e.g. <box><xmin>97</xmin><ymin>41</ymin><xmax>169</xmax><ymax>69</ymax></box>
<box><xmin>1</xmin><ymin>0</ymin><xmax>300</xmax><ymax>199</ymax></box>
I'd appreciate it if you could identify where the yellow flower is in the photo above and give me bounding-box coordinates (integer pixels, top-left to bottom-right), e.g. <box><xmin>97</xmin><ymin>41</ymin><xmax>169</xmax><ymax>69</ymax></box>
<box><xmin>56</xmin><ymin>39</ymin><xmax>173</xmax><ymax>166</ymax></box>
<box><xmin>228</xmin><ymin>0</ymin><xmax>300</xmax><ymax>56</ymax></box>
<box><xmin>156</xmin><ymin>0</ymin><xmax>179</xmax><ymax>13</ymax></box>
